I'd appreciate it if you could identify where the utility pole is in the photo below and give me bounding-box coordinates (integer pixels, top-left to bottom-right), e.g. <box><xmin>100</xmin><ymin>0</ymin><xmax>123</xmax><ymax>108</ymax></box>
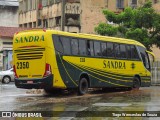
<box><xmin>61</xmin><ymin>0</ymin><xmax>65</xmax><ymax>31</ymax></box>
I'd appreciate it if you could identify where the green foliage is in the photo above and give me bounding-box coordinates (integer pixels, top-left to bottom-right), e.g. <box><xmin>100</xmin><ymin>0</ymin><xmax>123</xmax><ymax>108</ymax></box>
<box><xmin>95</xmin><ymin>23</ymin><xmax>118</xmax><ymax>36</ymax></box>
<box><xmin>95</xmin><ymin>1</ymin><xmax>160</xmax><ymax>50</ymax></box>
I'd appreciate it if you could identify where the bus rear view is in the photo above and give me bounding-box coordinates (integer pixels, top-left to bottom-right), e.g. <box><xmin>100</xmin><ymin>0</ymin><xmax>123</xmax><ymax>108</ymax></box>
<box><xmin>13</xmin><ymin>30</ymin><xmax>54</xmax><ymax>90</ymax></box>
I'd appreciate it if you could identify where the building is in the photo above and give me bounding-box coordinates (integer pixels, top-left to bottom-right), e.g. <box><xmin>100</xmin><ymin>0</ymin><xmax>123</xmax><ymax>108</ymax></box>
<box><xmin>18</xmin><ymin>0</ymin><xmax>160</xmax><ymax>59</ymax></box>
<box><xmin>0</xmin><ymin>0</ymin><xmax>19</xmax><ymax>27</ymax></box>
<box><xmin>18</xmin><ymin>0</ymin><xmax>112</xmax><ymax>33</ymax></box>
<box><xmin>0</xmin><ymin>0</ymin><xmax>20</xmax><ymax>70</ymax></box>
<box><xmin>0</xmin><ymin>26</ymin><xmax>29</xmax><ymax>70</ymax></box>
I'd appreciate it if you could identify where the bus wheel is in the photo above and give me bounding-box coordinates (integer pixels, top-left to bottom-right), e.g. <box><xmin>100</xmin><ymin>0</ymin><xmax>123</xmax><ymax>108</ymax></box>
<box><xmin>78</xmin><ymin>78</ymin><xmax>88</xmax><ymax>95</ymax></box>
<box><xmin>133</xmin><ymin>77</ymin><xmax>140</xmax><ymax>89</ymax></box>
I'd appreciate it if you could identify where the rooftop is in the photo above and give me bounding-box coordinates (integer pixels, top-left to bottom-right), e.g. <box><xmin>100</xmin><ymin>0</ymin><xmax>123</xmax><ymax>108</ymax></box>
<box><xmin>0</xmin><ymin>26</ymin><xmax>29</xmax><ymax>38</ymax></box>
<box><xmin>0</xmin><ymin>0</ymin><xmax>19</xmax><ymax>6</ymax></box>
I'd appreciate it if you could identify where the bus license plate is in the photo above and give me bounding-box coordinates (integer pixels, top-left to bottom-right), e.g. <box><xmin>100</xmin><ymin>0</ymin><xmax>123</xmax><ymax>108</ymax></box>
<box><xmin>27</xmin><ymin>81</ymin><xmax>33</xmax><ymax>84</ymax></box>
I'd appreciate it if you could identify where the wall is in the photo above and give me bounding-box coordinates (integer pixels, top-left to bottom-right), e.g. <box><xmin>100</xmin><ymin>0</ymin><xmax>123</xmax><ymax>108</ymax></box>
<box><xmin>0</xmin><ymin>6</ymin><xmax>19</xmax><ymax>27</ymax></box>
<box><xmin>80</xmin><ymin>0</ymin><xmax>107</xmax><ymax>34</ymax></box>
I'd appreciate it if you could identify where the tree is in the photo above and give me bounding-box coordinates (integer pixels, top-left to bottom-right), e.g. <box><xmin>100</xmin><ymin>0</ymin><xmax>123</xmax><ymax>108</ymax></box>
<box><xmin>95</xmin><ymin>1</ymin><xmax>160</xmax><ymax>50</ymax></box>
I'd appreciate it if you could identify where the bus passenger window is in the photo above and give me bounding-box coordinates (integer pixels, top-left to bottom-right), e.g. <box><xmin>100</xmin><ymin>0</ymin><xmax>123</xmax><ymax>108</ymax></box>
<box><xmin>120</xmin><ymin>44</ymin><xmax>127</xmax><ymax>59</ymax></box>
<box><xmin>71</xmin><ymin>38</ymin><xmax>79</xmax><ymax>55</ymax></box>
<box><xmin>101</xmin><ymin>42</ymin><xmax>107</xmax><ymax>57</ymax></box>
<box><xmin>94</xmin><ymin>41</ymin><xmax>101</xmax><ymax>56</ymax></box>
<box><xmin>107</xmin><ymin>42</ymin><xmax>114</xmax><ymax>58</ymax></box>
<box><xmin>126</xmin><ymin>45</ymin><xmax>131</xmax><ymax>59</ymax></box>
<box><xmin>53</xmin><ymin>35</ymin><xmax>63</xmax><ymax>53</ymax></box>
<box><xmin>131</xmin><ymin>45</ymin><xmax>139</xmax><ymax>60</ymax></box>
<box><xmin>61</xmin><ymin>37</ymin><xmax>71</xmax><ymax>55</ymax></box>
<box><xmin>115</xmin><ymin>43</ymin><xmax>121</xmax><ymax>58</ymax></box>
<box><xmin>87</xmin><ymin>41</ymin><xmax>94</xmax><ymax>56</ymax></box>
<box><xmin>79</xmin><ymin>39</ymin><xmax>87</xmax><ymax>56</ymax></box>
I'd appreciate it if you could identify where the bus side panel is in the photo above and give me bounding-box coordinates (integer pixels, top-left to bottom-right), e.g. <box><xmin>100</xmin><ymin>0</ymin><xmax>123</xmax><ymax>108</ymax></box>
<box><xmin>55</xmin><ymin>55</ymin><xmax>136</xmax><ymax>89</ymax></box>
<box><xmin>46</xmin><ymin>35</ymin><xmax>67</xmax><ymax>89</ymax></box>
<box><xmin>55</xmin><ymin>53</ymin><xmax>79</xmax><ymax>88</ymax></box>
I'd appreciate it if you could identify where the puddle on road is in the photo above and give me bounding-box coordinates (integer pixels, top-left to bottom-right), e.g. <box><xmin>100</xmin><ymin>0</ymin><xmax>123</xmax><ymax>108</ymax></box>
<box><xmin>3</xmin><ymin>86</ymin><xmax>160</xmax><ymax>119</ymax></box>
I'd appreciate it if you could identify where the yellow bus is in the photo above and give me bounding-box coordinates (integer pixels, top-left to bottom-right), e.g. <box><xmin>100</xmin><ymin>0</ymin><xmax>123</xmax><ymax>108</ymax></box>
<box><xmin>13</xmin><ymin>30</ymin><xmax>154</xmax><ymax>95</ymax></box>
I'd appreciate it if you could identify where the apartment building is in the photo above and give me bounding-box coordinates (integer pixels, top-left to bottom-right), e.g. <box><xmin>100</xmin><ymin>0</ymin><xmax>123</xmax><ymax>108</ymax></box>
<box><xmin>18</xmin><ymin>0</ymin><xmax>160</xmax><ymax>33</ymax></box>
<box><xmin>18</xmin><ymin>0</ymin><xmax>160</xmax><ymax>59</ymax></box>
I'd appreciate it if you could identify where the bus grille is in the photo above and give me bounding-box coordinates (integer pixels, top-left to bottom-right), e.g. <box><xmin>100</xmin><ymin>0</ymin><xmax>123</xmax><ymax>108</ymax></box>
<box><xmin>14</xmin><ymin>48</ymin><xmax>45</xmax><ymax>60</ymax></box>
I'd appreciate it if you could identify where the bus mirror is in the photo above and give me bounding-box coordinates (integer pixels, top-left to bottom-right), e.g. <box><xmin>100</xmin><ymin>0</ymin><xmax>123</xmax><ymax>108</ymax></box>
<box><xmin>146</xmin><ymin>51</ymin><xmax>155</xmax><ymax>62</ymax></box>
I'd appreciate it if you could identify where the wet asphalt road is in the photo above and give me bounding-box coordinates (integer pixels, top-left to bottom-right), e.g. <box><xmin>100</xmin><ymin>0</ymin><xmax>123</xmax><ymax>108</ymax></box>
<box><xmin>0</xmin><ymin>83</ymin><xmax>160</xmax><ymax>120</ymax></box>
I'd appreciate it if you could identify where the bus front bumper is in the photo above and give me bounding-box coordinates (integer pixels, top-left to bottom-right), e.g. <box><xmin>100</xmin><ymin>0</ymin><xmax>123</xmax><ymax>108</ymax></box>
<box><xmin>15</xmin><ymin>74</ymin><xmax>53</xmax><ymax>89</ymax></box>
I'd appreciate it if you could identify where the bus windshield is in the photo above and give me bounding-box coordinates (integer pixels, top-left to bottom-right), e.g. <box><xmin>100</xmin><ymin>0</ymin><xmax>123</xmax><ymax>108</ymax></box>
<box><xmin>138</xmin><ymin>46</ymin><xmax>150</xmax><ymax>71</ymax></box>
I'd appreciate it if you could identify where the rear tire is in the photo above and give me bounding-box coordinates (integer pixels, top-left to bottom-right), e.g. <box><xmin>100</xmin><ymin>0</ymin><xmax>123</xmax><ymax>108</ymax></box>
<box><xmin>133</xmin><ymin>77</ymin><xmax>140</xmax><ymax>89</ymax></box>
<box><xmin>2</xmin><ymin>76</ymin><xmax>11</xmax><ymax>84</ymax></box>
<box><xmin>78</xmin><ymin>78</ymin><xmax>88</xmax><ymax>95</ymax></box>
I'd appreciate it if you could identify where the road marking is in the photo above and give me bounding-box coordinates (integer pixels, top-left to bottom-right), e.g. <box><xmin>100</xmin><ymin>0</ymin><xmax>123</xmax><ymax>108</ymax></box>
<box><xmin>92</xmin><ymin>103</ymin><xmax>131</xmax><ymax>107</ymax></box>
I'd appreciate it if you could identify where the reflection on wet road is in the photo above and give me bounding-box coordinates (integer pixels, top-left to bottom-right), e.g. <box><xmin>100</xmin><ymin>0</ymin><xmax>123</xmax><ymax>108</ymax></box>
<box><xmin>0</xmin><ymin>83</ymin><xmax>160</xmax><ymax>119</ymax></box>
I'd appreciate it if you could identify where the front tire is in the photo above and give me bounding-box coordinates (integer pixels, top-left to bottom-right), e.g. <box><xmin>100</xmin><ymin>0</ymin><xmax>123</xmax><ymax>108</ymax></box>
<box><xmin>133</xmin><ymin>77</ymin><xmax>140</xmax><ymax>89</ymax></box>
<box><xmin>78</xmin><ymin>78</ymin><xmax>88</xmax><ymax>95</ymax></box>
<box><xmin>2</xmin><ymin>76</ymin><xmax>11</xmax><ymax>84</ymax></box>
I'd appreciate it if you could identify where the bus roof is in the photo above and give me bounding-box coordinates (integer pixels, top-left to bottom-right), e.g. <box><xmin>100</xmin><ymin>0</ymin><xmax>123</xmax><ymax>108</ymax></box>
<box><xmin>15</xmin><ymin>29</ymin><xmax>145</xmax><ymax>48</ymax></box>
<box><xmin>54</xmin><ymin>30</ymin><xmax>145</xmax><ymax>48</ymax></box>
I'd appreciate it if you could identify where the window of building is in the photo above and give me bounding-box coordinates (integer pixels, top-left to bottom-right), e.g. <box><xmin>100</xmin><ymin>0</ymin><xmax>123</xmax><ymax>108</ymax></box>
<box><xmin>43</xmin><ymin>19</ymin><xmax>48</xmax><ymax>28</ymax></box>
<box><xmin>32</xmin><ymin>0</ymin><xmax>36</xmax><ymax>10</ymax></box>
<box><xmin>19</xmin><ymin>1</ymin><xmax>23</xmax><ymax>12</ymax></box>
<box><xmin>79</xmin><ymin>39</ymin><xmax>87</xmax><ymax>56</ymax></box>
<box><xmin>3</xmin><ymin>42</ymin><xmax>13</xmax><ymax>45</ymax></box>
<box><xmin>116</xmin><ymin>0</ymin><xmax>124</xmax><ymax>8</ymax></box>
<box><xmin>55</xmin><ymin>17</ymin><xmax>61</xmax><ymax>26</ymax></box>
<box><xmin>101</xmin><ymin>42</ymin><xmax>107</xmax><ymax>57</ymax></box>
<box><xmin>55</xmin><ymin>0</ymin><xmax>61</xmax><ymax>4</ymax></box>
<box><xmin>153</xmin><ymin>0</ymin><xmax>158</xmax><ymax>4</ymax></box>
<box><xmin>94</xmin><ymin>41</ymin><xmax>101</xmax><ymax>56</ymax></box>
<box><xmin>50</xmin><ymin>0</ymin><xmax>55</xmax><ymax>5</ymax></box>
<box><xmin>107</xmin><ymin>42</ymin><xmax>114</xmax><ymax>58</ymax></box>
<box><xmin>131</xmin><ymin>0</ymin><xmax>137</xmax><ymax>4</ymax></box>
<box><xmin>66</xmin><ymin>14</ymin><xmax>80</xmax><ymax>26</ymax></box>
<box><xmin>23</xmin><ymin>0</ymin><xmax>27</xmax><ymax>12</ymax></box>
<box><xmin>28</xmin><ymin>0</ymin><xmax>32</xmax><ymax>11</ymax></box>
<box><xmin>42</xmin><ymin>0</ymin><xmax>48</xmax><ymax>7</ymax></box>
<box><xmin>71</xmin><ymin>38</ymin><xmax>79</xmax><ymax>55</ymax></box>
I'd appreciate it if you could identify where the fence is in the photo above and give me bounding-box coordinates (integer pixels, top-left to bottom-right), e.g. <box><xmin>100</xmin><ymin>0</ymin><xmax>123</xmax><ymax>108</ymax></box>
<box><xmin>151</xmin><ymin>61</ymin><xmax>160</xmax><ymax>85</ymax></box>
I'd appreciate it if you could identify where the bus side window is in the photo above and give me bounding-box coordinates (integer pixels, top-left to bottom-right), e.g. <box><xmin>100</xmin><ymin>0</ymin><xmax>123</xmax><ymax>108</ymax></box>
<box><xmin>71</xmin><ymin>38</ymin><xmax>79</xmax><ymax>55</ymax></box>
<box><xmin>79</xmin><ymin>39</ymin><xmax>87</xmax><ymax>56</ymax></box>
<box><xmin>126</xmin><ymin>45</ymin><xmax>132</xmax><ymax>59</ymax></box>
<box><xmin>53</xmin><ymin>35</ymin><xmax>64</xmax><ymax>53</ymax></box>
<box><xmin>115</xmin><ymin>43</ymin><xmax>121</xmax><ymax>58</ymax></box>
<box><xmin>131</xmin><ymin>45</ymin><xmax>139</xmax><ymax>60</ymax></box>
<box><xmin>107</xmin><ymin>42</ymin><xmax>114</xmax><ymax>58</ymax></box>
<box><xmin>101</xmin><ymin>42</ymin><xmax>107</xmax><ymax>57</ymax></box>
<box><xmin>94</xmin><ymin>41</ymin><xmax>101</xmax><ymax>56</ymax></box>
<box><xmin>87</xmin><ymin>41</ymin><xmax>94</xmax><ymax>56</ymax></box>
<box><xmin>120</xmin><ymin>44</ymin><xmax>127</xmax><ymax>59</ymax></box>
<box><xmin>61</xmin><ymin>37</ymin><xmax>71</xmax><ymax>55</ymax></box>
